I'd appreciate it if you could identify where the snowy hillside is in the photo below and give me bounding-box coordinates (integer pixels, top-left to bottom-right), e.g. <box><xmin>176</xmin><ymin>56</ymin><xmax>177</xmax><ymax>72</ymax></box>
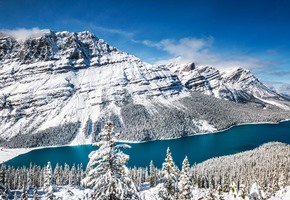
<box><xmin>0</xmin><ymin>30</ymin><xmax>290</xmax><ymax>147</ymax></box>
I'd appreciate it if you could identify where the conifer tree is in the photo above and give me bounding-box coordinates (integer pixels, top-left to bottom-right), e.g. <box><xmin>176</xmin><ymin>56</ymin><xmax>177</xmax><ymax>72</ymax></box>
<box><xmin>228</xmin><ymin>182</ymin><xmax>238</xmax><ymax>199</ymax></box>
<box><xmin>82</xmin><ymin>122</ymin><xmax>139</xmax><ymax>200</ymax></box>
<box><xmin>178</xmin><ymin>156</ymin><xmax>192</xmax><ymax>200</ymax></box>
<box><xmin>69</xmin><ymin>164</ymin><xmax>77</xmax><ymax>185</ymax></box>
<box><xmin>53</xmin><ymin>163</ymin><xmax>62</xmax><ymax>186</ymax></box>
<box><xmin>149</xmin><ymin>160</ymin><xmax>156</xmax><ymax>187</ymax></box>
<box><xmin>43</xmin><ymin>162</ymin><xmax>53</xmax><ymax>193</ymax></box>
<box><xmin>63</xmin><ymin>163</ymin><xmax>70</xmax><ymax>185</ymax></box>
<box><xmin>159</xmin><ymin>147</ymin><xmax>178</xmax><ymax>200</ymax></box>
<box><xmin>0</xmin><ymin>164</ymin><xmax>5</xmax><ymax>195</ymax></box>
<box><xmin>0</xmin><ymin>164</ymin><xmax>8</xmax><ymax>200</ymax></box>
<box><xmin>77</xmin><ymin>163</ymin><xmax>84</xmax><ymax>186</ymax></box>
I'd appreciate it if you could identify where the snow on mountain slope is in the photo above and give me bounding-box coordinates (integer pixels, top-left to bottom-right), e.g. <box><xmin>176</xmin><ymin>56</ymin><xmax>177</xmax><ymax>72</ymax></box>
<box><xmin>165</xmin><ymin>62</ymin><xmax>290</xmax><ymax>109</ymax></box>
<box><xmin>0</xmin><ymin>31</ymin><xmax>183</xmax><ymax>145</ymax></box>
<box><xmin>0</xmin><ymin>30</ymin><xmax>290</xmax><ymax>148</ymax></box>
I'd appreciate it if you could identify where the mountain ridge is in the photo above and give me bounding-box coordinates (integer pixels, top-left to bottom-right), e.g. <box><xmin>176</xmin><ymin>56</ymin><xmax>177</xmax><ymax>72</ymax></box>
<box><xmin>1</xmin><ymin>30</ymin><xmax>290</xmax><ymax>148</ymax></box>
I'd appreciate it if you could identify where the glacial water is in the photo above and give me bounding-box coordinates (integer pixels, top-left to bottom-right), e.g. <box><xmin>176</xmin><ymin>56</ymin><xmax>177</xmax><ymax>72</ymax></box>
<box><xmin>6</xmin><ymin>121</ymin><xmax>290</xmax><ymax>169</ymax></box>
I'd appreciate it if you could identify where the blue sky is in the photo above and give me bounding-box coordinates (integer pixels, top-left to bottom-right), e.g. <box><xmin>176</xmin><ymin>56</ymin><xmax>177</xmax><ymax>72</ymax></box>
<box><xmin>1</xmin><ymin>0</ymin><xmax>290</xmax><ymax>93</ymax></box>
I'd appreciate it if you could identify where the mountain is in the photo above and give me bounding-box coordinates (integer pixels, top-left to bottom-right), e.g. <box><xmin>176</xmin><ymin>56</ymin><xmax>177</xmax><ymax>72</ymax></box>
<box><xmin>0</xmin><ymin>30</ymin><xmax>290</xmax><ymax>148</ymax></box>
<box><xmin>165</xmin><ymin>62</ymin><xmax>290</xmax><ymax>109</ymax></box>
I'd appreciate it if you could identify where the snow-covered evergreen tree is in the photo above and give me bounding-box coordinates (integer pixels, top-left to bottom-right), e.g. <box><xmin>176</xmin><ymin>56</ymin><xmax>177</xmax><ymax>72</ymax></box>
<box><xmin>77</xmin><ymin>163</ymin><xmax>84</xmax><ymax>186</ymax></box>
<box><xmin>149</xmin><ymin>160</ymin><xmax>156</xmax><ymax>187</ymax></box>
<box><xmin>43</xmin><ymin>162</ymin><xmax>53</xmax><ymax>193</ymax></box>
<box><xmin>178</xmin><ymin>156</ymin><xmax>192</xmax><ymax>200</ymax></box>
<box><xmin>69</xmin><ymin>164</ymin><xmax>77</xmax><ymax>185</ymax></box>
<box><xmin>53</xmin><ymin>163</ymin><xmax>62</xmax><ymax>186</ymax></box>
<box><xmin>238</xmin><ymin>184</ymin><xmax>249</xmax><ymax>200</ymax></box>
<box><xmin>228</xmin><ymin>182</ymin><xmax>238</xmax><ymax>200</ymax></box>
<box><xmin>82</xmin><ymin>122</ymin><xmax>139</xmax><ymax>200</ymax></box>
<box><xmin>0</xmin><ymin>164</ymin><xmax>8</xmax><ymax>200</ymax></box>
<box><xmin>159</xmin><ymin>147</ymin><xmax>178</xmax><ymax>200</ymax></box>
<box><xmin>249</xmin><ymin>182</ymin><xmax>265</xmax><ymax>200</ymax></box>
<box><xmin>63</xmin><ymin>163</ymin><xmax>70</xmax><ymax>185</ymax></box>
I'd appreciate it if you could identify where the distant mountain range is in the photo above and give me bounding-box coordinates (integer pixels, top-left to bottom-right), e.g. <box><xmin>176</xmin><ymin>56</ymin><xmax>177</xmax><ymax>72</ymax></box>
<box><xmin>0</xmin><ymin>30</ymin><xmax>290</xmax><ymax>148</ymax></box>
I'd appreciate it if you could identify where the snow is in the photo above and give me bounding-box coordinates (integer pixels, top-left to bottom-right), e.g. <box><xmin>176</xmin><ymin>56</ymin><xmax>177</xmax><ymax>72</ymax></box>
<box><xmin>0</xmin><ymin>31</ymin><xmax>187</xmax><ymax>142</ymax></box>
<box><xmin>0</xmin><ymin>147</ymin><xmax>31</xmax><ymax>163</ymax></box>
<box><xmin>256</xmin><ymin>97</ymin><xmax>290</xmax><ymax>110</ymax></box>
<box><xmin>192</xmin><ymin>119</ymin><xmax>217</xmax><ymax>133</ymax></box>
<box><xmin>7</xmin><ymin>182</ymin><xmax>290</xmax><ymax>199</ymax></box>
<box><xmin>249</xmin><ymin>182</ymin><xmax>266</xmax><ymax>199</ymax></box>
<box><xmin>267</xmin><ymin>186</ymin><xmax>290</xmax><ymax>200</ymax></box>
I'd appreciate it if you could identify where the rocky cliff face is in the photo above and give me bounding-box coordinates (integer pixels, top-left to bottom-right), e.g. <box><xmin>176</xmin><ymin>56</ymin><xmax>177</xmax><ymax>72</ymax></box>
<box><xmin>0</xmin><ymin>30</ymin><xmax>290</xmax><ymax>148</ymax></box>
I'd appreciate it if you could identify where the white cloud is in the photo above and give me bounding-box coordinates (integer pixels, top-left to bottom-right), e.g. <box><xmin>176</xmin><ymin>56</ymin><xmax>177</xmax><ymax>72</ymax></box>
<box><xmin>141</xmin><ymin>37</ymin><xmax>262</xmax><ymax>71</ymax></box>
<box><xmin>0</xmin><ymin>27</ymin><xmax>50</xmax><ymax>41</ymax></box>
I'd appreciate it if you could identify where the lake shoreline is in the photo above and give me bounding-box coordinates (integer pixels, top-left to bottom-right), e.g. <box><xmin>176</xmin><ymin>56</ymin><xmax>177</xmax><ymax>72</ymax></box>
<box><xmin>1</xmin><ymin>118</ymin><xmax>289</xmax><ymax>164</ymax></box>
<box><xmin>118</xmin><ymin>118</ymin><xmax>290</xmax><ymax>144</ymax></box>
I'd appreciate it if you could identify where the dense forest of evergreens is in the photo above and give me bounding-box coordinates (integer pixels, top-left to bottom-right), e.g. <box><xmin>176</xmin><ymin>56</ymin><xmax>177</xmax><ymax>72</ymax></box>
<box><xmin>1</xmin><ymin>142</ymin><xmax>290</xmax><ymax>199</ymax></box>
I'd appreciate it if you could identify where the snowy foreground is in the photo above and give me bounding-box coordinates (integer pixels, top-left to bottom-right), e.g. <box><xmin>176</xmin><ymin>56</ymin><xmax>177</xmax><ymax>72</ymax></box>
<box><xmin>9</xmin><ymin>183</ymin><xmax>290</xmax><ymax>200</ymax></box>
<box><xmin>2</xmin><ymin>125</ymin><xmax>290</xmax><ymax>200</ymax></box>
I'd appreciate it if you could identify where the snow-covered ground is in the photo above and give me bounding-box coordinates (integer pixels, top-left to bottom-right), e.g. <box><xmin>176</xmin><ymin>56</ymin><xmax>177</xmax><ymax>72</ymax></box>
<box><xmin>9</xmin><ymin>184</ymin><xmax>290</xmax><ymax>200</ymax></box>
<box><xmin>0</xmin><ymin>147</ymin><xmax>31</xmax><ymax>163</ymax></box>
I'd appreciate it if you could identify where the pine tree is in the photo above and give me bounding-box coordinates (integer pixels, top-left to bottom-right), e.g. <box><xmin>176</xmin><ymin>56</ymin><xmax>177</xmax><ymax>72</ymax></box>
<box><xmin>76</xmin><ymin>163</ymin><xmax>84</xmax><ymax>186</ymax></box>
<box><xmin>63</xmin><ymin>163</ymin><xmax>70</xmax><ymax>185</ymax></box>
<box><xmin>82</xmin><ymin>122</ymin><xmax>139</xmax><ymax>200</ymax></box>
<box><xmin>0</xmin><ymin>164</ymin><xmax>5</xmax><ymax>194</ymax></box>
<box><xmin>0</xmin><ymin>164</ymin><xmax>8</xmax><ymax>200</ymax></box>
<box><xmin>69</xmin><ymin>164</ymin><xmax>77</xmax><ymax>185</ymax></box>
<box><xmin>53</xmin><ymin>163</ymin><xmax>62</xmax><ymax>186</ymax></box>
<box><xmin>178</xmin><ymin>156</ymin><xmax>192</xmax><ymax>200</ymax></box>
<box><xmin>238</xmin><ymin>184</ymin><xmax>248</xmax><ymax>200</ymax></box>
<box><xmin>43</xmin><ymin>162</ymin><xmax>53</xmax><ymax>193</ymax></box>
<box><xmin>159</xmin><ymin>147</ymin><xmax>178</xmax><ymax>200</ymax></box>
<box><xmin>228</xmin><ymin>182</ymin><xmax>238</xmax><ymax>199</ymax></box>
<box><xmin>149</xmin><ymin>160</ymin><xmax>156</xmax><ymax>187</ymax></box>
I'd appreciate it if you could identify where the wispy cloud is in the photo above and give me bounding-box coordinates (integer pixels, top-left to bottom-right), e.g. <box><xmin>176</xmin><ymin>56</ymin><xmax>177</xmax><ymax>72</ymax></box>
<box><xmin>278</xmin><ymin>83</ymin><xmax>290</xmax><ymax>96</ymax></box>
<box><xmin>90</xmin><ymin>25</ymin><xmax>134</xmax><ymax>38</ymax></box>
<box><xmin>0</xmin><ymin>27</ymin><xmax>50</xmax><ymax>41</ymax></box>
<box><xmin>269</xmin><ymin>70</ymin><xmax>290</xmax><ymax>77</ymax></box>
<box><xmin>263</xmin><ymin>80</ymin><xmax>290</xmax><ymax>96</ymax></box>
<box><xmin>60</xmin><ymin>19</ymin><xmax>135</xmax><ymax>38</ymax></box>
<box><xmin>139</xmin><ymin>37</ymin><xmax>263</xmax><ymax>71</ymax></box>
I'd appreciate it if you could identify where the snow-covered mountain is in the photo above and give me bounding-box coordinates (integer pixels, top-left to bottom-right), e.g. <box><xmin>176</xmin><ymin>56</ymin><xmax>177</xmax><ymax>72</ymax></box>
<box><xmin>0</xmin><ymin>30</ymin><xmax>290</xmax><ymax>148</ymax></box>
<box><xmin>165</xmin><ymin>62</ymin><xmax>290</xmax><ymax>108</ymax></box>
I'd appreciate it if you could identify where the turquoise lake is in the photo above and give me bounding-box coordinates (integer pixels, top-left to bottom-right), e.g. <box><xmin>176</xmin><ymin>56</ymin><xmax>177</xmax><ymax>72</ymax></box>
<box><xmin>6</xmin><ymin>121</ymin><xmax>290</xmax><ymax>169</ymax></box>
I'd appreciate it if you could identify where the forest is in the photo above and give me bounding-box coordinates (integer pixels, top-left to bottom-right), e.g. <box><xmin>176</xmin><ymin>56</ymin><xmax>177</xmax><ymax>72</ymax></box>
<box><xmin>1</xmin><ymin>123</ymin><xmax>290</xmax><ymax>199</ymax></box>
